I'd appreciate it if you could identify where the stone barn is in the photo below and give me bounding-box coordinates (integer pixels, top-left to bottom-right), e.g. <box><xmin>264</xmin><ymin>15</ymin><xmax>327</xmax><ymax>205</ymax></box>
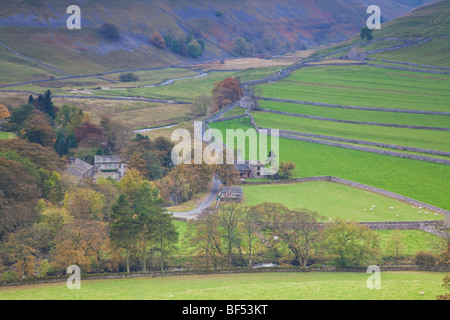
<box><xmin>220</xmin><ymin>186</ymin><xmax>243</xmax><ymax>203</ymax></box>
<box><xmin>347</xmin><ymin>48</ymin><xmax>366</xmax><ymax>61</ymax></box>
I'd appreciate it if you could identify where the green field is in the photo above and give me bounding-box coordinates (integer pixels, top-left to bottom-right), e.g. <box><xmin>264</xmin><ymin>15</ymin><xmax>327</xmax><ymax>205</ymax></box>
<box><xmin>0</xmin><ymin>132</ymin><xmax>15</xmax><ymax>140</ymax></box>
<box><xmin>0</xmin><ymin>272</ymin><xmax>446</xmax><ymax>300</ymax></box>
<box><xmin>371</xmin><ymin>38</ymin><xmax>450</xmax><ymax>68</ymax></box>
<box><xmin>251</xmin><ymin>111</ymin><xmax>450</xmax><ymax>153</ymax></box>
<box><xmin>375</xmin><ymin>230</ymin><xmax>443</xmax><ymax>256</ymax></box>
<box><xmin>257</xmin><ymin>65</ymin><xmax>450</xmax><ymax>112</ymax></box>
<box><xmin>258</xmin><ymin>100</ymin><xmax>450</xmax><ymax>129</ymax></box>
<box><xmin>242</xmin><ymin>181</ymin><xmax>444</xmax><ymax>222</ymax></box>
<box><xmin>210</xmin><ymin>118</ymin><xmax>450</xmax><ymax>210</ymax></box>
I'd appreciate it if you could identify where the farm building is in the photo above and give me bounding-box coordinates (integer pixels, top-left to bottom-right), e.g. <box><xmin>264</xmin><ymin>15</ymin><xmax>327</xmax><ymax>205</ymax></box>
<box><xmin>94</xmin><ymin>155</ymin><xmax>127</xmax><ymax>181</ymax></box>
<box><xmin>235</xmin><ymin>160</ymin><xmax>267</xmax><ymax>179</ymax></box>
<box><xmin>66</xmin><ymin>157</ymin><xmax>94</xmax><ymax>179</ymax></box>
<box><xmin>240</xmin><ymin>94</ymin><xmax>255</xmax><ymax>109</ymax></box>
<box><xmin>347</xmin><ymin>48</ymin><xmax>366</xmax><ymax>61</ymax></box>
<box><xmin>220</xmin><ymin>186</ymin><xmax>243</xmax><ymax>202</ymax></box>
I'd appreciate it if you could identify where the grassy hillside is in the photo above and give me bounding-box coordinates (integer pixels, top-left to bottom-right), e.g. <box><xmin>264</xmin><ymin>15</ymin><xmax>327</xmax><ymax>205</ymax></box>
<box><xmin>0</xmin><ymin>0</ymin><xmax>436</xmax><ymax>78</ymax></box>
<box><xmin>313</xmin><ymin>0</ymin><xmax>450</xmax><ymax>66</ymax></box>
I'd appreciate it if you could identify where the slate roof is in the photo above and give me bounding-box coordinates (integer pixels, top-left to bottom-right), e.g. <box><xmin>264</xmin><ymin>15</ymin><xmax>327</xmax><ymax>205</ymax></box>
<box><xmin>94</xmin><ymin>155</ymin><xmax>121</xmax><ymax>164</ymax></box>
<box><xmin>67</xmin><ymin>158</ymin><xmax>93</xmax><ymax>177</ymax></box>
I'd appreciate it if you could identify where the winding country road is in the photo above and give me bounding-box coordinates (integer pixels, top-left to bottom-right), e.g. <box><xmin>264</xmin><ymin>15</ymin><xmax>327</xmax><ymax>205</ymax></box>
<box><xmin>169</xmin><ymin>176</ymin><xmax>222</xmax><ymax>220</ymax></box>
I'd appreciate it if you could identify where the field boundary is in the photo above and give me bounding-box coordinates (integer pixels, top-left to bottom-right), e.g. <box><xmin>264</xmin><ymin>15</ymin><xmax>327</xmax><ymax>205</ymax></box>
<box><xmin>261</xmin><ymin>128</ymin><xmax>450</xmax><ymax>157</ymax></box>
<box><xmin>1</xmin><ymin>265</ymin><xmax>448</xmax><ymax>288</ymax></box>
<box><xmin>257</xmin><ymin>108</ymin><xmax>450</xmax><ymax>131</ymax></box>
<box><xmin>257</xmin><ymin>97</ymin><xmax>450</xmax><ymax>116</ymax></box>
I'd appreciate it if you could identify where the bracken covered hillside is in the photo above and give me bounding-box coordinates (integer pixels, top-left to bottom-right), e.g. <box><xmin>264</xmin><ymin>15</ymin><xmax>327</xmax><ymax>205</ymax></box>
<box><xmin>0</xmin><ymin>0</ymin><xmax>437</xmax><ymax>73</ymax></box>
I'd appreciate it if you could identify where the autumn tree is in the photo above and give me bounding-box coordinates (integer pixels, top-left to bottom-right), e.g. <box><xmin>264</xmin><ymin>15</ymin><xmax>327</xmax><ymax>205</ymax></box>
<box><xmin>74</xmin><ymin>122</ymin><xmax>106</xmax><ymax>148</ymax></box>
<box><xmin>0</xmin><ymin>156</ymin><xmax>41</xmax><ymax>240</ymax></box>
<box><xmin>0</xmin><ymin>138</ymin><xmax>65</xmax><ymax>171</ymax></box>
<box><xmin>63</xmin><ymin>188</ymin><xmax>106</xmax><ymax>221</ymax></box>
<box><xmin>0</xmin><ymin>104</ymin><xmax>10</xmax><ymax>119</ymax></box>
<box><xmin>212</xmin><ymin>77</ymin><xmax>244</xmax><ymax>110</ymax></box>
<box><xmin>274</xmin><ymin>162</ymin><xmax>297</xmax><ymax>180</ymax></box>
<box><xmin>150</xmin><ymin>31</ymin><xmax>166</xmax><ymax>48</ymax></box>
<box><xmin>2</xmin><ymin>230</ymin><xmax>36</xmax><ymax>278</ymax></box>
<box><xmin>214</xmin><ymin>163</ymin><xmax>240</xmax><ymax>186</ymax></box>
<box><xmin>52</xmin><ymin>220</ymin><xmax>118</xmax><ymax>273</ymax></box>
<box><xmin>436</xmin><ymin>275</ymin><xmax>450</xmax><ymax>300</ymax></box>
<box><xmin>19</xmin><ymin>110</ymin><xmax>56</xmax><ymax>147</ymax></box>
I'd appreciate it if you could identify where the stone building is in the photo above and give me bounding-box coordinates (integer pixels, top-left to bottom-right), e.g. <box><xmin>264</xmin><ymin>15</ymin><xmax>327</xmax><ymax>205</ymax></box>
<box><xmin>347</xmin><ymin>48</ymin><xmax>366</xmax><ymax>61</ymax></box>
<box><xmin>93</xmin><ymin>155</ymin><xmax>127</xmax><ymax>181</ymax></box>
<box><xmin>234</xmin><ymin>160</ymin><xmax>266</xmax><ymax>179</ymax></box>
<box><xmin>239</xmin><ymin>94</ymin><xmax>255</xmax><ymax>109</ymax></box>
<box><xmin>220</xmin><ymin>186</ymin><xmax>243</xmax><ymax>202</ymax></box>
<box><xmin>66</xmin><ymin>157</ymin><xmax>94</xmax><ymax>179</ymax></box>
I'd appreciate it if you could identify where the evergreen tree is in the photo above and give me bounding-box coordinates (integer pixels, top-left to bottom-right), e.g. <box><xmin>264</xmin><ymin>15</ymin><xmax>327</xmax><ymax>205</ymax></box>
<box><xmin>65</xmin><ymin>133</ymin><xmax>78</xmax><ymax>152</ymax></box>
<box><xmin>43</xmin><ymin>90</ymin><xmax>57</xmax><ymax>119</ymax></box>
<box><xmin>110</xmin><ymin>195</ymin><xmax>138</xmax><ymax>273</ymax></box>
<box><xmin>55</xmin><ymin>131</ymin><xmax>68</xmax><ymax>156</ymax></box>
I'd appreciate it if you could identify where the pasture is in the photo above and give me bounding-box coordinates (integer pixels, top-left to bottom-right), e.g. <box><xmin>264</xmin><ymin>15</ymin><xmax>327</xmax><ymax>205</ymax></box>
<box><xmin>242</xmin><ymin>181</ymin><xmax>444</xmax><ymax>222</ymax></box>
<box><xmin>257</xmin><ymin>65</ymin><xmax>450</xmax><ymax>112</ymax></box>
<box><xmin>209</xmin><ymin>118</ymin><xmax>450</xmax><ymax>210</ymax></box>
<box><xmin>251</xmin><ymin>111</ymin><xmax>450</xmax><ymax>153</ymax></box>
<box><xmin>0</xmin><ymin>272</ymin><xmax>446</xmax><ymax>300</ymax></box>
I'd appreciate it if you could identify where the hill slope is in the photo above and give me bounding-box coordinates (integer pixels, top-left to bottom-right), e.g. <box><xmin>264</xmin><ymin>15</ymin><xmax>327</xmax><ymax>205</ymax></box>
<box><xmin>0</xmin><ymin>0</ymin><xmax>436</xmax><ymax>75</ymax></box>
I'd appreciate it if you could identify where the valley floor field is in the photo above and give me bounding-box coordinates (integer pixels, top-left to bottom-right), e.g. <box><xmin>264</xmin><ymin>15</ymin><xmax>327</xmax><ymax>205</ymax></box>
<box><xmin>0</xmin><ymin>272</ymin><xmax>447</xmax><ymax>300</ymax></box>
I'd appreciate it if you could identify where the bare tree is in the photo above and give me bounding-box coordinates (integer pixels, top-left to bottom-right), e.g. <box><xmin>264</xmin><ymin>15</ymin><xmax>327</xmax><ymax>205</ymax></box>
<box><xmin>217</xmin><ymin>203</ymin><xmax>243</xmax><ymax>267</ymax></box>
<box><xmin>277</xmin><ymin>209</ymin><xmax>323</xmax><ymax>267</ymax></box>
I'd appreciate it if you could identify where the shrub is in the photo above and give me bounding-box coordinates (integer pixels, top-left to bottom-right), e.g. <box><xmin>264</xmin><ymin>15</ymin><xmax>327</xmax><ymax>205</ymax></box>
<box><xmin>150</xmin><ymin>32</ymin><xmax>166</xmax><ymax>48</ymax></box>
<box><xmin>187</xmin><ymin>40</ymin><xmax>202</xmax><ymax>58</ymax></box>
<box><xmin>100</xmin><ymin>23</ymin><xmax>120</xmax><ymax>41</ymax></box>
<box><xmin>414</xmin><ymin>251</ymin><xmax>436</xmax><ymax>269</ymax></box>
<box><xmin>215</xmin><ymin>11</ymin><xmax>223</xmax><ymax>18</ymax></box>
<box><xmin>119</xmin><ymin>73</ymin><xmax>139</xmax><ymax>82</ymax></box>
<box><xmin>1</xmin><ymin>271</ymin><xmax>18</xmax><ymax>282</ymax></box>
